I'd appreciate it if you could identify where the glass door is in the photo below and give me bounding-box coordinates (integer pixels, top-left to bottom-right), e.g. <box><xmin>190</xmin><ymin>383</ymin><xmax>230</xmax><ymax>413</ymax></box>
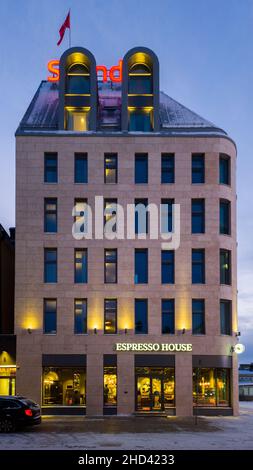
<box><xmin>137</xmin><ymin>376</ymin><xmax>151</xmax><ymax>410</ymax></box>
<box><xmin>151</xmin><ymin>377</ymin><xmax>162</xmax><ymax>410</ymax></box>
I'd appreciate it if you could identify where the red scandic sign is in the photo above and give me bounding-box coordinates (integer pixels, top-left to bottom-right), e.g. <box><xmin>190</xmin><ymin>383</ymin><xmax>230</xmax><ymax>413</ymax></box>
<box><xmin>47</xmin><ymin>59</ymin><xmax>122</xmax><ymax>83</ymax></box>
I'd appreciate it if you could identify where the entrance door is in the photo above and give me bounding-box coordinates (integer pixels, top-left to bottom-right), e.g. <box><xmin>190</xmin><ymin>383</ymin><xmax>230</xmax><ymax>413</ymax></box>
<box><xmin>137</xmin><ymin>376</ymin><xmax>163</xmax><ymax>411</ymax></box>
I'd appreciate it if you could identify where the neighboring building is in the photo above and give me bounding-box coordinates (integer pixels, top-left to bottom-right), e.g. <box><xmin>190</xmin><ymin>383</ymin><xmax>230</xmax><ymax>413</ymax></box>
<box><xmin>0</xmin><ymin>224</ymin><xmax>16</xmax><ymax>395</ymax></box>
<box><xmin>239</xmin><ymin>364</ymin><xmax>253</xmax><ymax>400</ymax></box>
<box><xmin>15</xmin><ymin>46</ymin><xmax>238</xmax><ymax>416</ymax></box>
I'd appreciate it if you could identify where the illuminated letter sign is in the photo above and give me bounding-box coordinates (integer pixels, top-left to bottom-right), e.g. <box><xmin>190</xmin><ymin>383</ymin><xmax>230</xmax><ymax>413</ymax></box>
<box><xmin>114</xmin><ymin>343</ymin><xmax>193</xmax><ymax>352</ymax></box>
<box><xmin>47</xmin><ymin>59</ymin><xmax>122</xmax><ymax>83</ymax></box>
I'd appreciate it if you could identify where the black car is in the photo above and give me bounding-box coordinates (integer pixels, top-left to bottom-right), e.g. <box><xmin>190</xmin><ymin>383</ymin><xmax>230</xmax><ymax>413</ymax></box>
<box><xmin>0</xmin><ymin>396</ymin><xmax>41</xmax><ymax>432</ymax></box>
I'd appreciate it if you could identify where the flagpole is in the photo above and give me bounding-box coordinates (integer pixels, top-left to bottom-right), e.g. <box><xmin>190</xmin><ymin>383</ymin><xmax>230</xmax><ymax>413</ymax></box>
<box><xmin>69</xmin><ymin>9</ymin><xmax>71</xmax><ymax>48</ymax></box>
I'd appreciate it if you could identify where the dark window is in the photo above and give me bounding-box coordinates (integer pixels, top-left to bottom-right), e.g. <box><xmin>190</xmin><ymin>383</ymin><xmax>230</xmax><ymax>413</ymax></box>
<box><xmin>135</xmin><ymin>299</ymin><xmax>148</xmax><ymax>334</ymax></box>
<box><xmin>74</xmin><ymin>249</ymin><xmax>88</xmax><ymax>283</ymax></box>
<box><xmin>74</xmin><ymin>198</ymin><xmax>88</xmax><ymax>234</ymax></box>
<box><xmin>135</xmin><ymin>154</ymin><xmax>148</xmax><ymax>183</ymax></box>
<box><xmin>220</xmin><ymin>200</ymin><xmax>231</xmax><ymax>235</ymax></box>
<box><xmin>220</xmin><ymin>249</ymin><xmax>231</xmax><ymax>285</ymax></box>
<box><xmin>162</xmin><ymin>299</ymin><xmax>175</xmax><ymax>334</ymax></box>
<box><xmin>161</xmin><ymin>154</ymin><xmax>174</xmax><ymax>184</ymax></box>
<box><xmin>220</xmin><ymin>300</ymin><xmax>232</xmax><ymax>335</ymax></box>
<box><xmin>104</xmin><ymin>154</ymin><xmax>118</xmax><ymax>184</ymax></box>
<box><xmin>192</xmin><ymin>249</ymin><xmax>205</xmax><ymax>284</ymax></box>
<box><xmin>67</xmin><ymin>63</ymin><xmax>90</xmax><ymax>94</ymax></box>
<box><xmin>128</xmin><ymin>75</ymin><xmax>152</xmax><ymax>94</ymax></box>
<box><xmin>161</xmin><ymin>199</ymin><xmax>174</xmax><ymax>233</ymax></box>
<box><xmin>44</xmin><ymin>198</ymin><xmax>57</xmax><ymax>233</ymax></box>
<box><xmin>75</xmin><ymin>153</ymin><xmax>88</xmax><ymax>183</ymax></box>
<box><xmin>104</xmin><ymin>249</ymin><xmax>117</xmax><ymax>283</ymax></box>
<box><xmin>74</xmin><ymin>299</ymin><xmax>87</xmax><ymax>334</ymax></box>
<box><xmin>192</xmin><ymin>299</ymin><xmax>205</xmax><ymax>334</ymax></box>
<box><xmin>44</xmin><ymin>248</ymin><xmax>57</xmax><ymax>283</ymax></box>
<box><xmin>135</xmin><ymin>249</ymin><xmax>148</xmax><ymax>284</ymax></box>
<box><xmin>44</xmin><ymin>299</ymin><xmax>57</xmax><ymax>334</ymax></box>
<box><xmin>104</xmin><ymin>199</ymin><xmax>117</xmax><ymax>233</ymax></box>
<box><xmin>192</xmin><ymin>154</ymin><xmax>205</xmax><ymax>183</ymax></box>
<box><xmin>129</xmin><ymin>111</ymin><xmax>152</xmax><ymax>132</ymax></box>
<box><xmin>104</xmin><ymin>299</ymin><xmax>117</xmax><ymax>334</ymax></box>
<box><xmin>192</xmin><ymin>199</ymin><xmax>205</xmax><ymax>233</ymax></box>
<box><xmin>219</xmin><ymin>154</ymin><xmax>231</xmax><ymax>185</ymax></box>
<box><xmin>135</xmin><ymin>198</ymin><xmax>148</xmax><ymax>234</ymax></box>
<box><xmin>44</xmin><ymin>153</ymin><xmax>57</xmax><ymax>183</ymax></box>
<box><xmin>161</xmin><ymin>250</ymin><xmax>174</xmax><ymax>284</ymax></box>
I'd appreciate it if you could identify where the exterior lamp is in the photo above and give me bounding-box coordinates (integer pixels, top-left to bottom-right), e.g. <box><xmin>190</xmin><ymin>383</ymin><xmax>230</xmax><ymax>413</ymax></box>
<box><xmin>235</xmin><ymin>331</ymin><xmax>241</xmax><ymax>337</ymax></box>
<box><xmin>124</xmin><ymin>328</ymin><xmax>128</xmax><ymax>335</ymax></box>
<box><xmin>27</xmin><ymin>328</ymin><xmax>32</xmax><ymax>334</ymax></box>
<box><xmin>94</xmin><ymin>328</ymin><xmax>97</xmax><ymax>334</ymax></box>
<box><xmin>182</xmin><ymin>328</ymin><xmax>186</xmax><ymax>335</ymax></box>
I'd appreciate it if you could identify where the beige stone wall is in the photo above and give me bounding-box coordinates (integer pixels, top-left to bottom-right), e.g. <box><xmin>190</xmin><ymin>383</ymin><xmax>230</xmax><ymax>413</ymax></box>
<box><xmin>15</xmin><ymin>135</ymin><xmax>238</xmax><ymax>416</ymax></box>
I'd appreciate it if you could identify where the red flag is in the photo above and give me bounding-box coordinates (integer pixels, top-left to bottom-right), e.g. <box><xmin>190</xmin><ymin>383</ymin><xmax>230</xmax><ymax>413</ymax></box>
<box><xmin>57</xmin><ymin>11</ymin><xmax>70</xmax><ymax>46</ymax></box>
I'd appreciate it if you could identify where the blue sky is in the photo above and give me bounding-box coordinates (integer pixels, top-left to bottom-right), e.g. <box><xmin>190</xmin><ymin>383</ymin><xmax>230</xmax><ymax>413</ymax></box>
<box><xmin>0</xmin><ymin>0</ymin><xmax>252</xmax><ymax>360</ymax></box>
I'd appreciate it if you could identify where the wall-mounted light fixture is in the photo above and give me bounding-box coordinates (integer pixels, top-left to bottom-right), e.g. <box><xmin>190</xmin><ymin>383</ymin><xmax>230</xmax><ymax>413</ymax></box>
<box><xmin>94</xmin><ymin>328</ymin><xmax>97</xmax><ymax>334</ymax></box>
<box><xmin>182</xmin><ymin>328</ymin><xmax>186</xmax><ymax>335</ymax></box>
<box><xmin>124</xmin><ymin>328</ymin><xmax>127</xmax><ymax>335</ymax></box>
<box><xmin>235</xmin><ymin>331</ymin><xmax>241</xmax><ymax>337</ymax></box>
<box><xmin>27</xmin><ymin>328</ymin><xmax>32</xmax><ymax>334</ymax></box>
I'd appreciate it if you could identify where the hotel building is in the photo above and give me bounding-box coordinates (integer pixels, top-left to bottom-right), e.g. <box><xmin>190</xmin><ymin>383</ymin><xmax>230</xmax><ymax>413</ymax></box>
<box><xmin>15</xmin><ymin>47</ymin><xmax>238</xmax><ymax>416</ymax></box>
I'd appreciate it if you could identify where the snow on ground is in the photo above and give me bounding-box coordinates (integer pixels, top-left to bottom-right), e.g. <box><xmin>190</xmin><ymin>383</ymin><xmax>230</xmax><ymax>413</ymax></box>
<box><xmin>1</xmin><ymin>403</ymin><xmax>253</xmax><ymax>450</ymax></box>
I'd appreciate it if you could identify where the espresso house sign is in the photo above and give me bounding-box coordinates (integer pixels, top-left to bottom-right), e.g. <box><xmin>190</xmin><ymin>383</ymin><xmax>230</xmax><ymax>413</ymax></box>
<box><xmin>114</xmin><ymin>343</ymin><xmax>193</xmax><ymax>352</ymax></box>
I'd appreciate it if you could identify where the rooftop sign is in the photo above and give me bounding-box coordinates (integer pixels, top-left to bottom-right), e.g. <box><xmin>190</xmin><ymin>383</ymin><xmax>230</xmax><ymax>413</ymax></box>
<box><xmin>47</xmin><ymin>59</ymin><xmax>122</xmax><ymax>83</ymax></box>
<box><xmin>114</xmin><ymin>343</ymin><xmax>193</xmax><ymax>352</ymax></box>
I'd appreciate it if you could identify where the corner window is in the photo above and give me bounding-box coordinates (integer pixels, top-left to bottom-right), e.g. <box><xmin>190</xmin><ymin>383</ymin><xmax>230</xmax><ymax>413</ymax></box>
<box><xmin>192</xmin><ymin>299</ymin><xmax>205</xmax><ymax>335</ymax></box>
<box><xmin>135</xmin><ymin>299</ymin><xmax>148</xmax><ymax>334</ymax></box>
<box><xmin>75</xmin><ymin>153</ymin><xmax>88</xmax><ymax>183</ymax></box>
<box><xmin>219</xmin><ymin>154</ymin><xmax>231</xmax><ymax>185</ymax></box>
<box><xmin>104</xmin><ymin>154</ymin><xmax>118</xmax><ymax>184</ymax></box>
<box><xmin>220</xmin><ymin>249</ymin><xmax>231</xmax><ymax>285</ymax></box>
<box><xmin>44</xmin><ymin>299</ymin><xmax>57</xmax><ymax>334</ymax></box>
<box><xmin>220</xmin><ymin>200</ymin><xmax>231</xmax><ymax>235</ymax></box>
<box><xmin>193</xmin><ymin>368</ymin><xmax>230</xmax><ymax>407</ymax></box>
<box><xmin>104</xmin><ymin>299</ymin><xmax>117</xmax><ymax>334</ymax></box>
<box><xmin>220</xmin><ymin>300</ymin><xmax>232</xmax><ymax>335</ymax></box>
<box><xmin>44</xmin><ymin>153</ymin><xmax>57</xmax><ymax>183</ymax></box>
<box><xmin>192</xmin><ymin>154</ymin><xmax>205</xmax><ymax>183</ymax></box>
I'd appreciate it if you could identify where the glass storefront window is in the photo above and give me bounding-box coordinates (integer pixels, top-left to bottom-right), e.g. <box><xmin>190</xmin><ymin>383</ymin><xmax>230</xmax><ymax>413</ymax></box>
<box><xmin>0</xmin><ymin>367</ymin><xmax>16</xmax><ymax>396</ymax></box>
<box><xmin>193</xmin><ymin>367</ymin><xmax>230</xmax><ymax>407</ymax></box>
<box><xmin>104</xmin><ymin>366</ymin><xmax>117</xmax><ymax>407</ymax></box>
<box><xmin>42</xmin><ymin>367</ymin><xmax>86</xmax><ymax>406</ymax></box>
<box><xmin>136</xmin><ymin>367</ymin><xmax>175</xmax><ymax>411</ymax></box>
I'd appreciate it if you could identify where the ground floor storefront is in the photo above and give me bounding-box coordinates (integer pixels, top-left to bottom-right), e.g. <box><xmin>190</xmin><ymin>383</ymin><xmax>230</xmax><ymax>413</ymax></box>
<box><xmin>14</xmin><ymin>352</ymin><xmax>237</xmax><ymax>416</ymax></box>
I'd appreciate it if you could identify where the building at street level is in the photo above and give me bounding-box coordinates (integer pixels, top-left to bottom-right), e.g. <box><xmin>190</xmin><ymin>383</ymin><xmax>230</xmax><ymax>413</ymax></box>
<box><xmin>15</xmin><ymin>47</ymin><xmax>238</xmax><ymax>416</ymax></box>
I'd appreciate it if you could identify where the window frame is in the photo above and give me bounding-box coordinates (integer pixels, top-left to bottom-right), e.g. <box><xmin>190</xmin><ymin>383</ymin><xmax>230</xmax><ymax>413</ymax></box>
<box><xmin>74</xmin><ymin>298</ymin><xmax>88</xmax><ymax>335</ymax></box>
<box><xmin>135</xmin><ymin>299</ymin><xmax>148</xmax><ymax>334</ymax></box>
<box><xmin>192</xmin><ymin>249</ymin><xmax>205</xmax><ymax>284</ymax></box>
<box><xmin>43</xmin><ymin>298</ymin><xmax>57</xmax><ymax>335</ymax></box>
<box><xmin>104</xmin><ymin>153</ymin><xmax>118</xmax><ymax>184</ymax></box>
<box><xmin>220</xmin><ymin>199</ymin><xmax>231</xmax><ymax>235</ymax></box>
<box><xmin>220</xmin><ymin>299</ymin><xmax>232</xmax><ymax>336</ymax></box>
<box><xmin>219</xmin><ymin>154</ymin><xmax>231</xmax><ymax>186</ymax></box>
<box><xmin>161</xmin><ymin>153</ymin><xmax>175</xmax><ymax>184</ymax></box>
<box><xmin>134</xmin><ymin>248</ymin><xmax>148</xmax><ymax>284</ymax></box>
<box><xmin>44</xmin><ymin>198</ymin><xmax>57</xmax><ymax>233</ymax></box>
<box><xmin>192</xmin><ymin>299</ymin><xmax>206</xmax><ymax>335</ymax></box>
<box><xmin>104</xmin><ymin>249</ymin><xmax>118</xmax><ymax>284</ymax></box>
<box><xmin>44</xmin><ymin>248</ymin><xmax>57</xmax><ymax>283</ymax></box>
<box><xmin>134</xmin><ymin>154</ymin><xmax>148</xmax><ymax>184</ymax></box>
<box><xmin>161</xmin><ymin>299</ymin><xmax>175</xmax><ymax>334</ymax></box>
<box><xmin>220</xmin><ymin>249</ymin><xmax>231</xmax><ymax>285</ymax></box>
<box><xmin>104</xmin><ymin>299</ymin><xmax>117</xmax><ymax>335</ymax></box>
<box><xmin>161</xmin><ymin>250</ymin><xmax>175</xmax><ymax>284</ymax></box>
<box><xmin>192</xmin><ymin>199</ymin><xmax>205</xmax><ymax>234</ymax></box>
<box><xmin>44</xmin><ymin>153</ymin><xmax>58</xmax><ymax>184</ymax></box>
<box><xmin>74</xmin><ymin>248</ymin><xmax>88</xmax><ymax>284</ymax></box>
<box><xmin>192</xmin><ymin>153</ymin><xmax>205</xmax><ymax>184</ymax></box>
<box><xmin>74</xmin><ymin>153</ymin><xmax>88</xmax><ymax>184</ymax></box>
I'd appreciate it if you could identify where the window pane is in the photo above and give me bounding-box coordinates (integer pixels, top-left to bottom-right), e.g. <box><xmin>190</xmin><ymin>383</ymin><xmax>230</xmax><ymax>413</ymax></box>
<box><xmin>161</xmin><ymin>250</ymin><xmax>174</xmax><ymax>284</ymax></box>
<box><xmin>161</xmin><ymin>154</ymin><xmax>174</xmax><ymax>184</ymax></box>
<box><xmin>67</xmin><ymin>75</ymin><xmax>90</xmax><ymax>94</ymax></box>
<box><xmin>105</xmin><ymin>249</ymin><xmax>117</xmax><ymax>283</ymax></box>
<box><xmin>220</xmin><ymin>250</ymin><xmax>231</xmax><ymax>285</ymax></box>
<box><xmin>67</xmin><ymin>110</ymin><xmax>89</xmax><ymax>131</ymax></box>
<box><xmin>44</xmin><ymin>299</ymin><xmax>57</xmax><ymax>334</ymax></box>
<box><xmin>128</xmin><ymin>76</ymin><xmax>152</xmax><ymax>94</ymax></box>
<box><xmin>192</xmin><ymin>154</ymin><xmax>205</xmax><ymax>183</ymax></box>
<box><xmin>75</xmin><ymin>249</ymin><xmax>87</xmax><ymax>283</ymax></box>
<box><xmin>220</xmin><ymin>300</ymin><xmax>232</xmax><ymax>335</ymax></box>
<box><xmin>75</xmin><ymin>154</ymin><xmax>88</xmax><ymax>183</ymax></box>
<box><xmin>219</xmin><ymin>155</ymin><xmax>230</xmax><ymax>185</ymax></box>
<box><xmin>104</xmin><ymin>366</ymin><xmax>117</xmax><ymax>406</ymax></box>
<box><xmin>162</xmin><ymin>299</ymin><xmax>175</xmax><ymax>334</ymax></box>
<box><xmin>104</xmin><ymin>300</ymin><xmax>117</xmax><ymax>334</ymax></box>
<box><xmin>129</xmin><ymin>111</ymin><xmax>152</xmax><ymax>132</ymax></box>
<box><xmin>192</xmin><ymin>199</ymin><xmax>205</xmax><ymax>233</ymax></box>
<box><xmin>74</xmin><ymin>299</ymin><xmax>87</xmax><ymax>334</ymax></box>
<box><xmin>192</xmin><ymin>299</ymin><xmax>205</xmax><ymax>334</ymax></box>
<box><xmin>135</xmin><ymin>249</ymin><xmax>148</xmax><ymax>284</ymax></box>
<box><xmin>44</xmin><ymin>198</ymin><xmax>57</xmax><ymax>233</ymax></box>
<box><xmin>42</xmin><ymin>367</ymin><xmax>86</xmax><ymax>406</ymax></box>
<box><xmin>220</xmin><ymin>200</ymin><xmax>231</xmax><ymax>235</ymax></box>
<box><xmin>135</xmin><ymin>299</ymin><xmax>148</xmax><ymax>334</ymax></box>
<box><xmin>44</xmin><ymin>248</ymin><xmax>57</xmax><ymax>283</ymax></box>
<box><xmin>192</xmin><ymin>249</ymin><xmax>205</xmax><ymax>284</ymax></box>
<box><xmin>44</xmin><ymin>153</ymin><xmax>57</xmax><ymax>183</ymax></box>
<box><xmin>104</xmin><ymin>154</ymin><xmax>118</xmax><ymax>184</ymax></box>
<box><xmin>135</xmin><ymin>154</ymin><xmax>148</xmax><ymax>183</ymax></box>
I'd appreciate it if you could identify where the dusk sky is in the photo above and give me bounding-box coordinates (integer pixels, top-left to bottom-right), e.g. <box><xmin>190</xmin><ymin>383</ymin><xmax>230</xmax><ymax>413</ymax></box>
<box><xmin>0</xmin><ymin>0</ymin><xmax>252</xmax><ymax>360</ymax></box>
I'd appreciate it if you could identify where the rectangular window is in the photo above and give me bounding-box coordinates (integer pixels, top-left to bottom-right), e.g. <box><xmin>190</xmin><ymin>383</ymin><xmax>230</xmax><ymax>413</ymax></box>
<box><xmin>44</xmin><ymin>248</ymin><xmax>57</xmax><ymax>283</ymax></box>
<box><xmin>135</xmin><ymin>299</ymin><xmax>148</xmax><ymax>334</ymax></box>
<box><xmin>104</xmin><ymin>299</ymin><xmax>117</xmax><ymax>334</ymax></box>
<box><xmin>161</xmin><ymin>154</ymin><xmax>175</xmax><ymax>184</ymax></box>
<box><xmin>75</xmin><ymin>249</ymin><xmax>88</xmax><ymax>283</ymax></box>
<box><xmin>135</xmin><ymin>249</ymin><xmax>148</xmax><ymax>284</ymax></box>
<box><xmin>220</xmin><ymin>300</ymin><xmax>232</xmax><ymax>335</ymax></box>
<box><xmin>219</xmin><ymin>154</ymin><xmax>231</xmax><ymax>185</ymax></box>
<box><xmin>44</xmin><ymin>153</ymin><xmax>57</xmax><ymax>183</ymax></box>
<box><xmin>104</xmin><ymin>249</ymin><xmax>117</xmax><ymax>283</ymax></box>
<box><xmin>74</xmin><ymin>198</ymin><xmax>88</xmax><ymax>234</ymax></box>
<box><xmin>129</xmin><ymin>111</ymin><xmax>152</xmax><ymax>132</ymax></box>
<box><xmin>75</xmin><ymin>153</ymin><xmax>88</xmax><ymax>183</ymax></box>
<box><xmin>192</xmin><ymin>199</ymin><xmax>205</xmax><ymax>233</ymax></box>
<box><xmin>135</xmin><ymin>154</ymin><xmax>148</xmax><ymax>184</ymax></box>
<box><xmin>220</xmin><ymin>249</ymin><xmax>231</xmax><ymax>285</ymax></box>
<box><xmin>161</xmin><ymin>250</ymin><xmax>174</xmax><ymax>284</ymax></box>
<box><xmin>161</xmin><ymin>199</ymin><xmax>174</xmax><ymax>233</ymax></box>
<box><xmin>44</xmin><ymin>198</ymin><xmax>57</xmax><ymax>233</ymax></box>
<box><xmin>74</xmin><ymin>299</ymin><xmax>87</xmax><ymax>334</ymax></box>
<box><xmin>104</xmin><ymin>358</ymin><xmax>117</xmax><ymax>408</ymax></box>
<box><xmin>193</xmin><ymin>368</ymin><xmax>230</xmax><ymax>407</ymax></box>
<box><xmin>162</xmin><ymin>299</ymin><xmax>175</xmax><ymax>334</ymax></box>
<box><xmin>220</xmin><ymin>200</ymin><xmax>231</xmax><ymax>235</ymax></box>
<box><xmin>42</xmin><ymin>367</ymin><xmax>86</xmax><ymax>406</ymax></box>
<box><xmin>67</xmin><ymin>110</ymin><xmax>89</xmax><ymax>131</ymax></box>
<box><xmin>192</xmin><ymin>154</ymin><xmax>205</xmax><ymax>183</ymax></box>
<box><xmin>104</xmin><ymin>198</ymin><xmax>117</xmax><ymax>233</ymax></box>
<box><xmin>192</xmin><ymin>249</ymin><xmax>205</xmax><ymax>284</ymax></box>
<box><xmin>104</xmin><ymin>154</ymin><xmax>118</xmax><ymax>184</ymax></box>
<box><xmin>192</xmin><ymin>299</ymin><xmax>205</xmax><ymax>335</ymax></box>
<box><xmin>44</xmin><ymin>299</ymin><xmax>57</xmax><ymax>334</ymax></box>
<box><xmin>135</xmin><ymin>198</ymin><xmax>148</xmax><ymax>234</ymax></box>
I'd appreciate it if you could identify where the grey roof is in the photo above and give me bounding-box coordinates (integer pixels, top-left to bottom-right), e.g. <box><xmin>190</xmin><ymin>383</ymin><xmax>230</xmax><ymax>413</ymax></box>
<box><xmin>16</xmin><ymin>80</ymin><xmax>227</xmax><ymax>137</ymax></box>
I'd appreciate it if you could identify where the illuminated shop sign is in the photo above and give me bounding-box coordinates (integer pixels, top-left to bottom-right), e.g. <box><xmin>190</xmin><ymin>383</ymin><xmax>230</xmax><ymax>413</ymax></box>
<box><xmin>47</xmin><ymin>59</ymin><xmax>122</xmax><ymax>83</ymax></box>
<box><xmin>114</xmin><ymin>343</ymin><xmax>193</xmax><ymax>352</ymax></box>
